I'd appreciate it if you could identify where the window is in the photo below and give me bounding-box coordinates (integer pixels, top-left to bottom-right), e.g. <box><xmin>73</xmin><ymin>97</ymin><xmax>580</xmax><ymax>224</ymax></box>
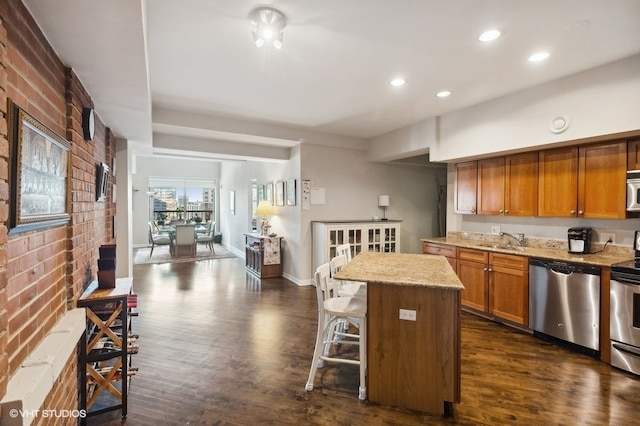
<box><xmin>148</xmin><ymin>178</ymin><xmax>216</xmax><ymax>224</ymax></box>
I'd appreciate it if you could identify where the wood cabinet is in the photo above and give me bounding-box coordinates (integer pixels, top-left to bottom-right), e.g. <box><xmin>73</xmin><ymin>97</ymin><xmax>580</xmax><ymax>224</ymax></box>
<box><xmin>457</xmin><ymin>248</ymin><xmax>529</xmax><ymax>325</ymax></box>
<box><xmin>489</xmin><ymin>252</ymin><xmax>529</xmax><ymax>325</ymax></box>
<box><xmin>628</xmin><ymin>138</ymin><xmax>640</xmax><ymax>170</ymax></box>
<box><xmin>245</xmin><ymin>233</ymin><xmax>283</xmax><ymax>278</ymax></box>
<box><xmin>539</xmin><ymin>141</ymin><xmax>626</xmax><ymax>218</ymax></box>
<box><xmin>457</xmin><ymin>248</ymin><xmax>489</xmax><ymax>312</ymax></box>
<box><xmin>311</xmin><ymin>220</ymin><xmax>401</xmax><ymax>274</ymax></box>
<box><xmin>422</xmin><ymin>241</ymin><xmax>457</xmax><ymax>270</ymax></box>
<box><xmin>454</xmin><ymin>161</ymin><xmax>477</xmax><ymax>214</ymax></box>
<box><xmin>477</xmin><ymin>154</ymin><xmax>538</xmax><ymax>216</ymax></box>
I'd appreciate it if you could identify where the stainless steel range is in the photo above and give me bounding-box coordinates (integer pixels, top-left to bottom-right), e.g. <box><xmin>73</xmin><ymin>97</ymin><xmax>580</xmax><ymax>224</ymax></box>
<box><xmin>610</xmin><ymin>259</ymin><xmax>640</xmax><ymax>375</ymax></box>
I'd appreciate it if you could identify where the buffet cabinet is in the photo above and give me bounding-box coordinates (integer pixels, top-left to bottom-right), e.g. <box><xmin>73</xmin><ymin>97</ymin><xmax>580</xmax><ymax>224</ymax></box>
<box><xmin>311</xmin><ymin>220</ymin><xmax>401</xmax><ymax>273</ymax></box>
<box><xmin>78</xmin><ymin>278</ymin><xmax>137</xmax><ymax>424</ymax></box>
<box><xmin>244</xmin><ymin>233</ymin><xmax>283</xmax><ymax>278</ymax></box>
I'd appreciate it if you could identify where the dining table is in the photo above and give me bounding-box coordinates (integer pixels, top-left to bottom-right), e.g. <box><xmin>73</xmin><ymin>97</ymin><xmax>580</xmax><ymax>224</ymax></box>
<box><xmin>157</xmin><ymin>223</ymin><xmax>209</xmax><ymax>256</ymax></box>
<box><xmin>334</xmin><ymin>251</ymin><xmax>464</xmax><ymax>415</ymax></box>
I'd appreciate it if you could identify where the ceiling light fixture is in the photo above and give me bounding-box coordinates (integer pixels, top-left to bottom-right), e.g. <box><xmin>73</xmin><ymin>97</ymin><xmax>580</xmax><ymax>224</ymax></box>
<box><xmin>529</xmin><ymin>51</ymin><xmax>550</xmax><ymax>62</ymax></box>
<box><xmin>436</xmin><ymin>90</ymin><xmax>451</xmax><ymax>98</ymax></box>
<box><xmin>479</xmin><ymin>29</ymin><xmax>501</xmax><ymax>42</ymax></box>
<box><xmin>249</xmin><ymin>6</ymin><xmax>287</xmax><ymax>49</ymax></box>
<box><xmin>390</xmin><ymin>78</ymin><xmax>406</xmax><ymax>87</ymax></box>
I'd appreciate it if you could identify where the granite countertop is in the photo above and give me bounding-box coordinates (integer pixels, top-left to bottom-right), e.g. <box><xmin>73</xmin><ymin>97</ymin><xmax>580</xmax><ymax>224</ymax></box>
<box><xmin>421</xmin><ymin>236</ymin><xmax>632</xmax><ymax>267</ymax></box>
<box><xmin>335</xmin><ymin>252</ymin><xmax>464</xmax><ymax>290</ymax></box>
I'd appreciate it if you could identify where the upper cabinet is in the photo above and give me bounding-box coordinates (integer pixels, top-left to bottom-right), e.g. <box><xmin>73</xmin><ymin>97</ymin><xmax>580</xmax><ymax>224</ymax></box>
<box><xmin>454</xmin><ymin>161</ymin><xmax>478</xmax><ymax>214</ymax></box>
<box><xmin>456</xmin><ymin>139</ymin><xmax>628</xmax><ymax>219</ymax></box>
<box><xmin>477</xmin><ymin>153</ymin><xmax>538</xmax><ymax>216</ymax></box>
<box><xmin>627</xmin><ymin>138</ymin><xmax>640</xmax><ymax>170</ymax></box>
<box><xmin>539</xmin><ymin>141</ymin><xmax>626</xmax><ymax>218</ymax></box>
<box><xmin>578</xmin><ymin>141</ymin><xmax>627</xmax><ymax>219</ymax></box>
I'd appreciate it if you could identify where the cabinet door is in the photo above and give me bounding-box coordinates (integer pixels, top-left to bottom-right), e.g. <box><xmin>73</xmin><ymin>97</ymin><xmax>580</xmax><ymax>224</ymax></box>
<box><xmin>489</xmin><ymin>265</ymin><xmax>529</xmax><ymax>325</ymax></box>
<box><xmin>628</xmin><ymin>138</ymin><xmax>640</xmax><ymax>170</ymax></box>
<box><xmin>505</xmin><ymin>152</ymin><xmax>538</xmax><ymax>216</ymax></box>
<box><xmin>454</xmin><ymin>161</ymin><xmax>478</xmax><ymax>214</ymax></box>
<box><xmin>538</xmin><ymin>146</ymin><xmax>579</xmax><ymax>217</ymax></box>
<box><xmin>383</xmin><ymin>226</ymin><xmax>399</xmax><ymax>253</ymax></box>
<box><xmin>578</xmin><ymin>141</ymin><xmax>627</xmax><ymax>219</ymax></box>
<box><xmin>367</xmin><ymin>227</ymin><xmax>382</xmax><ymax>252</ymax></box>
<box><xmin>458</xmin><ymin>259</ymin><xmax>488</xmax><ymax>312</ymax></box>
<box><xmin>477</xmin><ymin>157</ymin><xmax>505</xmax><ymax>215</ymax></box>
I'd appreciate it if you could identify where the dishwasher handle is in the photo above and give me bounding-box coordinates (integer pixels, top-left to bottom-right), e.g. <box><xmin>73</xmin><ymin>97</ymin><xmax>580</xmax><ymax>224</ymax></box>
<box><xmin>530</xmin><ymin>257</ymin><xmax>600</xmax><ymax>275</ymax></box>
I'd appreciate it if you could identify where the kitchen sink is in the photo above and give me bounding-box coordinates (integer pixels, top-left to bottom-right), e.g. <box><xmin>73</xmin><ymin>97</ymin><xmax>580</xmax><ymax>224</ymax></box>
<box><xmin>476</xmin><ymin>243</ymin><xmax>526</xmax><ymax>252</ymax></box>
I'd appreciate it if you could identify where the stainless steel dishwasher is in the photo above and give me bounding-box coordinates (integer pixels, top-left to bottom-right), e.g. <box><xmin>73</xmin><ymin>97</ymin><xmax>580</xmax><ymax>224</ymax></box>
<box><xmin>529</xmin><ymin>258</ymin><xmax>601</xmax><ymax>353</ymax></box>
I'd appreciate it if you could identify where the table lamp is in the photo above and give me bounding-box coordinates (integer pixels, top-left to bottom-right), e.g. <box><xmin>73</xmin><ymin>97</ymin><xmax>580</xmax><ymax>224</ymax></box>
<box><xmin>254</xmin><ymin>200</ymin><xmax>276</xmax><ymax>235</ymax></box>
<box><xmin>378</xmin><ymin>195</ymin><xmax>390</xmax><ymax>220</ymax></box>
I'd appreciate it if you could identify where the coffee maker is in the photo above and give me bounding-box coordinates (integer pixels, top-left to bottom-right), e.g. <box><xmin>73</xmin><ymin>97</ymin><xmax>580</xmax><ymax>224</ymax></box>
<box><xmin>568</xmin><ymin>227</ymin><xmax>592</xmax><ymax>254</ymax></box>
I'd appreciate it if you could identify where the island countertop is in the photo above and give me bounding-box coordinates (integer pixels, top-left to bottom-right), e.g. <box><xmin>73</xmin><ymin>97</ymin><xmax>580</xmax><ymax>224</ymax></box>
<box><xmin>334</xmin><ymin>252</ymin><xmax>464</xmax><ymax>290</ymax></box>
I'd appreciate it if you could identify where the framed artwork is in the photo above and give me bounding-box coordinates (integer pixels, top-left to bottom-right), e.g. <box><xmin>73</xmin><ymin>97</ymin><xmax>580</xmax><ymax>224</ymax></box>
<box><xmin>230</xmin><ymin>190</ymin><xmax>236</xmax><ymax>215</ymax></box>
<box><xmin>7</xmin><ymin>99</ymin><xmax>71</xmax><ymax>233</ymax></box>
<box><xmin>286</xmin><ymin>179</ymin><xmax>296</xmax><ymax>206</ymax></box>
<box><xmin>266</xmin><ymin>182</ymin><xmax>274</xmax><ymax>205</ymax></box>
<box><xmin>275</xmin><ymin>180</ymin><xmax>285</xmax><ymax>206</ymax></box>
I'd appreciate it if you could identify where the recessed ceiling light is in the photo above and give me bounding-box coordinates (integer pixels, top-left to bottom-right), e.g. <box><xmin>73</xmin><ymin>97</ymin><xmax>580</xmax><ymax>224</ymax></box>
<box><xmin>529</xmin><ymin>51</ymin><xmax>550</xmax><ymax>62</ymax></box>
<box><xmin>479</xmin><ymin>29</ymin><xmax>501</xmax><ymax>42</ymax></box>
<box><xmin>390</xmin><ymin>78</ymin><xmax>406</xmax><ymax>87</ymax></box>
<box><xmin>436</xmin><ymin>90</ymin><xmax>451</xmax><ymax>98</ymax></box>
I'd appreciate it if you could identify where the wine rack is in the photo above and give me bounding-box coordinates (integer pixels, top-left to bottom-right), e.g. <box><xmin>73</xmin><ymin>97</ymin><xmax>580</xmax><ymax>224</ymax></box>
<box><xmin>78</xmin><ymin>278</ymin><xmax>137</xmax><ymax>424</ymax></box>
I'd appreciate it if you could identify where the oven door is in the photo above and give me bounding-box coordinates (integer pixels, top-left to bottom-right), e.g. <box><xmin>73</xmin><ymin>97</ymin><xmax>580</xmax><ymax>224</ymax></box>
<box><xmin>610</xmin><ymin>273</ymin><xmax>640</xmax><ymax>374</ymax></box>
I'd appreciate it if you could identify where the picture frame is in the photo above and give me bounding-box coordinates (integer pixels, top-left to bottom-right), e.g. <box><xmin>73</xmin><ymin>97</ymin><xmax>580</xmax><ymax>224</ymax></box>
<box><xmin>7</xmin><ymin>99</ymin><xmax>71</xmax><ymax>234</ymax></box>
<box><xmin>275</xmin><ymin>180</ymin><xmax>285</xmax><ymax>206</ymax></box>
<box><xmin>266</xmin><ymin>182</ymin><xmax>274</xmax><ymax>205</ymax></box>
<box><xmin>286</xmin><ymin>178</ymin><xmax>296</xmax><ymax>206</ymax></box>
<box><xmin>230</xmin><ymin>190</ymin><xmax>236</xmax><ymax>215</ymax></box>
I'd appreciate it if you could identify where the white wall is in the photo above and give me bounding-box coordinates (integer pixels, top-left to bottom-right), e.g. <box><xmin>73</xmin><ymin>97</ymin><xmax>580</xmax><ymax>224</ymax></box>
<box><xmin>436</xmin><ymin>54</ymin><xmax>640</xmax><ymax>161</ymax></box>
<box><xmin>299</xmin><ymin>143</ymin><xmax>446</xmax><ymax>284</ymax></box>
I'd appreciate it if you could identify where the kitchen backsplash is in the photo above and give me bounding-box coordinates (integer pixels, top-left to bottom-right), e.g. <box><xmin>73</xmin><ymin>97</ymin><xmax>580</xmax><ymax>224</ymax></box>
<box><xmin>448</xmin><ymin>231</ymin><xmax>634</xmax><ymax>258</ymax></box>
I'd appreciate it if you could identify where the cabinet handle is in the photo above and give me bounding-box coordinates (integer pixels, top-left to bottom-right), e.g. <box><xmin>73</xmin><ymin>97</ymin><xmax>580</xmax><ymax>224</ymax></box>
<box><xmin>436</xmin><ymin>248</ymin><xmax>441</xmax><ymax>252</ymax></box>
<box><xmin>499</xmin><ymin>209</ymin><xmax>504</xmax><ymax>214</ymax></box>
<box><xmin>570</xmin><ymin>210</ymin><xmax>576</xmax><ymax>215</ymax></box>
<box><xmin>471</xmin><ymin>208</ymin><xmax>476</xmax><ymax>213</ymax></box>
<box><xmin>578</xmin><ymin>210</ymin><xmax>584</xmax><ymax>216</ymax></box>
<box><xmin>504</xmin><ymin>209</ymin><xmax>509</xmax><ymax>214</ymax></box>
<box><xmin>483</xmin><ymin>267</ymin><xmax>488</xmax><ymax>271</ymax></box>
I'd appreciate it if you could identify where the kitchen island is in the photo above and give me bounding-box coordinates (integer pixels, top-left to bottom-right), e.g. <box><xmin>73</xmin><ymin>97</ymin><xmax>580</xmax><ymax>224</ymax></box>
<box><xmin>335</xmin><ymin>252</ymin><xmax>464</xmax><ymax>415</ymax></box>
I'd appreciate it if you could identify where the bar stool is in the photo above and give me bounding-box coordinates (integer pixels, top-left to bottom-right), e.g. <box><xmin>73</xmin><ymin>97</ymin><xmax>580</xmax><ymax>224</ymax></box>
<box><xmin>329</xmin><ymin>254</ymin><xmax>366</xmax><ymax>298</ymax></box>
<box><xmin>305</xmin><ymin>262</ymin><xmax>367</xmax><ymax>400</ymax></box>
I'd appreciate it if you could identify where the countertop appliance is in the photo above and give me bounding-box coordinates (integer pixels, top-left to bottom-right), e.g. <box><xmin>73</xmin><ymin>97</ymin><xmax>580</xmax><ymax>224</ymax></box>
<box><xmin>626</xmin><ymin>170</ymin><xmax>640</xmax><ymax>212</ymax></box>
<box><xmin>529</xmin><ymin>258</ymin><xmax>601</xmax><ymax>354</ymax></box>
<box><xmin>567</xmin><ymin>227</ymin><xmax>592</xmax><ymax>254</ymax></box>
<box><xmin>609</xmin><ymin>230</ymin><xmax>640</xmax><ymax>375</ymax></box>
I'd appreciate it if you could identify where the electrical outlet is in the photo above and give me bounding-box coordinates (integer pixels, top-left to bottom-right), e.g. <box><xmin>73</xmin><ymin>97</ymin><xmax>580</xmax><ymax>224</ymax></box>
<box><xmin>601</xmin><ymin>232</ymin><xmax>615</xmax><ymax>244</ymax></box>
<box><xmin>399</xmin><ymin>309</ymin><xmax>416</xmax><ymax>321</ymax></box>
<box><xmin>491</xmin><ymin>225</ymin><xmax>501</xmax><ymax>234</ymax></box>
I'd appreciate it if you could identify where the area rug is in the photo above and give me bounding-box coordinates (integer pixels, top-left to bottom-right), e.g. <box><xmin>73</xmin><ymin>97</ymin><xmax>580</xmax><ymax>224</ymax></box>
<box><xmin>133</xmin><ymin>244</ymin><xmax>235</xmax><ymax>265</ymax></box>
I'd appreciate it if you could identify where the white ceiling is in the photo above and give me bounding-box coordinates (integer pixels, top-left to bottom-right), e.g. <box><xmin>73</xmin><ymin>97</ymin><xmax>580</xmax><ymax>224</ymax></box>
<box><xmin>21</xmin><ymin>0</ymin><xmax>640</xmax><ymax>156</ymax></box>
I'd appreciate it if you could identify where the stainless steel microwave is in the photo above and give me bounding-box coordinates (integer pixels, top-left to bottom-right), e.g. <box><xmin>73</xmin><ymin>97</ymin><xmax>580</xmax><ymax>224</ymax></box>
<box><xmin>627</xmin><ymin>170</ymin><xmax>640</xmax><ymax>211</ymax></box>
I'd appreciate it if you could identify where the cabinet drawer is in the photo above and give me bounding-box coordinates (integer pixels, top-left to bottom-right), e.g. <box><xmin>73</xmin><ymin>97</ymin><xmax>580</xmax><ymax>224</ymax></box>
<box><xmin>489</xmin><ymin>252</ymin><xmax>528</xmax><ymax>270</ymax></box>
<box><xmin>458</xmin><ymin>248</ymin><xmax>489</xmax><ymax>263</ymax></box>
<box><xmin>423</xmin><ymin>242</ymin><xmax>457</xmax><ymax>258</ymax></box>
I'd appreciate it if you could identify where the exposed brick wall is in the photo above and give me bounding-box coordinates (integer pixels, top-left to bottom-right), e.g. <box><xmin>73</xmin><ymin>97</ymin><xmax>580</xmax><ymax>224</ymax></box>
<box><xmin>0</xmin><ymin>2</ymin><xmax>9</xmax><ymax>402</ymax></box>
<box><xmin>0</xmin><ymin>0</ymin><xmax>117</xmax><ymax>411</ymax></box>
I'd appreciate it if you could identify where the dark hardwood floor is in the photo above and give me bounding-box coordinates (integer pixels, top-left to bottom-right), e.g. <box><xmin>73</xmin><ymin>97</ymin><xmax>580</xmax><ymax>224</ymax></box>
<box><xmin>89</xmin><ymin>256</ymin><xmax>640</xmax><ymax>425</ymax></box>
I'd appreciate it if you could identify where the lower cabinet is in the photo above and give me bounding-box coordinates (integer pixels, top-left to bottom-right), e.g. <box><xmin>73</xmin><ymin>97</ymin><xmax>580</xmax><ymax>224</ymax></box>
<box><xmin>489</xmin><ymin>252</ymin><xmax>529</xmax><ymax>325</ymax></box>
<box><xmin>457</xmin><ymin>248</ymin><xmax>489</xmax><ymax>312</ymax></box>
<box><xmin>439</xmin><ymin>245</ymin><xmax>529</xmax><ymax>326</ymax></box>
<box><xmin>245</xmin><ymin>233</ymin><xmax>283</xmax><ymax>278</ymax></box>
<box><xmin>422</xmin><ymin>241</ymin><xmax>457</xmax><ymax>270</ymax></box>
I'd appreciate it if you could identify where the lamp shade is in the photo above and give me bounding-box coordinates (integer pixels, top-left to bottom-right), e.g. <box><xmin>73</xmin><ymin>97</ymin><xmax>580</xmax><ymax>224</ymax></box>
<box><xmin>378</xmin><ymin>195</ymin><xmax>390</xmax><ymax>207</ymax></box>
<box><xmin>254</xmin><ymin>200</ymin><xmax>276</xmax><ymax>216</ymax></box>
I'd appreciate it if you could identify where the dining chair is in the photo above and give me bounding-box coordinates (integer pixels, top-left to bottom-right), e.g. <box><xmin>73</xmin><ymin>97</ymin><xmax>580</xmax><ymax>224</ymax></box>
<box><xmin>329</xmin><ymin>254</ymin><xmax>366</xmax><ymax>298</ymax></box>
<box><xmin>148</xmin><ymin>222</ymin><xmax>171</xmax><ymax>257</ymax></box>
<box><xmin>173</xmin><ymin>224</ymin><xmax>197</xmax><ymax>257</ymax></box>
<box><xmin>196</xmin><ymin>221</ymin><xmax>216</xmax><ymax>253</ymax></box>
<box><xmin>305</xmin><ymin>262</ymin><xmax>367</xmax><ymax>400</ymax></box>
<box><xmin>335</xmin><ymin>243</ymin><xmax>353</xmax><ymax>262</ymax></box>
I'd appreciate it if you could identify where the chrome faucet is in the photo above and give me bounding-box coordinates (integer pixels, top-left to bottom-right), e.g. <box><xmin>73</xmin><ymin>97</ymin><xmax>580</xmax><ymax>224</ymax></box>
<box><xmin>500</xmin><ymin>232</ymin><xmax>525</xmax><ymax>247</ymax></box>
